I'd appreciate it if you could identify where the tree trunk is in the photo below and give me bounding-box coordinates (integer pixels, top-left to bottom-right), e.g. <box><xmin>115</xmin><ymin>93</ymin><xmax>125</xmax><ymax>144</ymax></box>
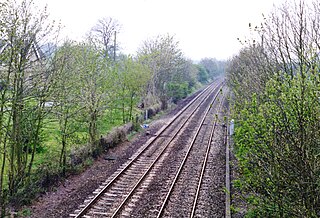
<box><xmin>160</xmin><ymin>95</ymin><xmax>168</xmax><ymax>110</ymax></box>
<box><xmin>129</xmin><ymin>92</ymin><xmax>134</xmax><ymax>121</ymax></box>
<box><xmin>89</xmin><ymin>109</ymin><xmax>98</xmax><ymax>147</ymax></box>
<box><xmin>60</xmin><ymin>137</ymin><xmax>67</xmax><ymax>176</ymax></box>
<box><xmin>0</xmin><ymin>143</ymin><xmax>7</xmax><ymax>218</ymax></box>
<box><xmin>122</xmin><ymin>100</ymin><xmax>125</xmax><ymax>124</ymax></box>
<box><xmin>27</xmin><ymin>105</ymin><xmax>43</xmax><ymax>178</ymax></box>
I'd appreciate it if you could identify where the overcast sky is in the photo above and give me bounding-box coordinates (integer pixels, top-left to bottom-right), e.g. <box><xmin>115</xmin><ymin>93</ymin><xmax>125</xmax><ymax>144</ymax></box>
<box><xmin>34</xmin><ymin>0</ymin><xmax>284</xmax><ymax>60</ymax></box>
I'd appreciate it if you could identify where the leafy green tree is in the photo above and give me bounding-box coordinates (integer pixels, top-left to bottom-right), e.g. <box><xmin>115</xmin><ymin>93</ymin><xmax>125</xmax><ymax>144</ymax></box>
<box><xmin>200</xmin><ymin>58</ymin><xmax>227</xmax><ymax>79</ymax></box>
<box><xmin>167</xmin><ymin>59</ymin><xmax>198</xmax><ymax>103</ymax></box>
<box><xmin>0</xmin><ymin>0</ymin><xmax>57</xmax><ymax>213</ymax></box>
<box><xmin>228</xmin><ymin>0</ymin><xmax>320</xmax><ymax>216</ymax></box>
<box><xmin>196</xmin><ymin>65</ymin><xmax>209</xmax><ymax>84</ymax></box>
<box><xmin>226</xmin><ymin>45</ymin><xmax>272</xmax><ymax>106</ymax></box>
<box><xmin>115</xmin><ymin>55</ymin><xmax>151</xmax><ymax>123</ymax></box>
<box><xmin>51</xmin><ymin>41</ymin><xmax>83</xmax><ymax>176</ymax></box>
<box><xmin>137</xmin><ymin>34</ymin><xmax>185</xmax><ymax>109</ymax></box>
<box><xmin>234</xmin><ymin>71</ymin><xmax>320</xmax><ymax>217</ymax></box>
<box><xmin>75</xmin><ymin>43</ymin><xmax>113</xmax><ymax>150</ymax></box>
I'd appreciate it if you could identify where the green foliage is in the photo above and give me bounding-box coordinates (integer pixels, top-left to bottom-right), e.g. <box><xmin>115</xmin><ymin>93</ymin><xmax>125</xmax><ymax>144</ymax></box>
<box><xmin>0</xmin><ymin>1</ymin><xmax>223</xmax><ymax>214</ymax></box>
<box><xmin>196</xmin><ymin>65</ymin><xmax>209</xmax><ymax>83</ymax></box>
<box><xmin>0</xmin><ymin>0</ymin><xmax>58</xmax><ymax>214</ymax></box>
<box><xmin>228</xmin><ymin>2</ymin><xmax>320</xmax><ymax>217</ymax></box>
<box><xmin>114</xmin><ymin>55</ymin><xmax>151</xmax><ymax>123</ymax></box>
<box><xmin>19</xmin><ymin>208</ymin><xmax>31</xmax><ymax>217</ymax></box>
<box><xmin>233</xmin><ymin>71</ymin><xmax>320</xmax><ymax>217</ymax></box>
<box><xmin>199</xmin><ymin>58</ymin><xmax>226</xmax><ymax>79</ymax></box>
<box><xmin>51</xmin><ymin>41</ymin><xmax>85</xmax><ymax>175</ymax></box>
<box><xmin>138</xmin><ymin>34</ymin><xmax>189</xmax><ymax>109</ymax></box>
<box><xmin>167</xmin><ymin>82</ymin><xmax>189</xmax><ymax>103</ymax></box>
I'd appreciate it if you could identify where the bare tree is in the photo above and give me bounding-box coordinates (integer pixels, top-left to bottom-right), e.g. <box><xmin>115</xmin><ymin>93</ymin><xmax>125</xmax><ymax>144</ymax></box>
<box><xmin>88</xmin><ymin>17</ymin><xmax>121</xmax><ymax>60</ymax></box>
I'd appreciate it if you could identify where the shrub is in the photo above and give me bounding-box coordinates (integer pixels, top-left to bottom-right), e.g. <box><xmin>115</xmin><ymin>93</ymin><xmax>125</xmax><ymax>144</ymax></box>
<box><xmin>234</xmin><ymin>72</ymin><xmax>320</xmax><ymax>217</ymax></box>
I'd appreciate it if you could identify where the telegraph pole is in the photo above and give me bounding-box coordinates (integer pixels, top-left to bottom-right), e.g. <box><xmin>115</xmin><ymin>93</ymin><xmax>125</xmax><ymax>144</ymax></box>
<box><xmin>113</xmin><ymin>31</ymin><xmax>116</xmax><ymax>62</ymax></box>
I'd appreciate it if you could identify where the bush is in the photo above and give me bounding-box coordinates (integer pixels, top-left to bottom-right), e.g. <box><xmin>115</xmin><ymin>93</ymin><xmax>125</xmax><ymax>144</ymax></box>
<box><xmin>101</xmin><ymin>123</ymin><xmax>132</xmax><ymax>149</ymax></box>
<box><xmin>167</xmin><ymin>82</ymin><xmax>189</xmax><ymax>104</ymax></box>
<box><xmin>234</xmin><ymin>72</ymin><xmax>320</xmax><ymax>217</ymax></box>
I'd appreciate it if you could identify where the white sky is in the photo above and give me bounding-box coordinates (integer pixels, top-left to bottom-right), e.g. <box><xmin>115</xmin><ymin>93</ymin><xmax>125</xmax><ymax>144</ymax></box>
<box><xmin>34</xmin><ymin>0</ymin><xmax>283</xmax><ymax>60</ymax></box>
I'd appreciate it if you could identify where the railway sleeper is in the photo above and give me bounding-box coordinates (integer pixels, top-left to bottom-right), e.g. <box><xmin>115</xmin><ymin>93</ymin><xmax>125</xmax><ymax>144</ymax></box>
<box><xmin>121</xmin><ymin>210</ymin><xmax>131</xmax><ymax>217</ymax></box>
<box><xmin>93</xmin><ymin>205</ymin><xmax>106</xmax><ymax>210</ymax></box>
<box><xmin>98</xmin><ymin>198</ymin><xmax>113</xmax><ymax>205</ymax></box>
<box><xmin>104</xmin><ymin>192</ymin><xmax>118</xmax><ymax>197</ymax></box>
<box><xmin>90</xmin><ymin>211</ymin><xmax>110</xmax><ymax>216</ymax></box>
<box><xmin>111</xmin><ymin>186</ymin><xmax>126</xmax><ymax>191</ymax></box>
<box><xmin>126</xmin><ymin>169</ymin><xmax>145</xmax><ymax>174</ymax></box>
<box><xmin>73</xmin><ymin>209</ymin><xmax>81</xmax><ymax>214</ymax></box>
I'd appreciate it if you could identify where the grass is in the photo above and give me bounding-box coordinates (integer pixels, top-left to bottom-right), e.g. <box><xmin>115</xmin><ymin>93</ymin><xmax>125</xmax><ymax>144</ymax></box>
<box><xmin>0</xmin><ymin>83</ymin><xmax>200</xmax><ymax>191</ymax></box>
<box><xmin>0</xmin><ymin>107</ymin><xmax>130</xmax><ymax>190</ymax></box>
<box><xmin>1</xmin><ymin>88</ymin><xmax>193</xmax><ymax>194</ymax></box>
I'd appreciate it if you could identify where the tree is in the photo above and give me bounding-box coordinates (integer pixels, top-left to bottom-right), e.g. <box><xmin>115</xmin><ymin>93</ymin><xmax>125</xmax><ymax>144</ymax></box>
<box><xmin>167</xmin><ymin>59</ymin><xmax>198</xmax><ymax>103</ymax></box>
<box><xmin>199</xmin><ymin>58</ymin><xmax>227</xmax><ymax>79</ymax></box>
<box><xmin>234</xmin><ymin>71</ymin><xmax>320</xmax><ymax>217</ymax></box>
<box><xmin>228</xmin><ymin>0</ymin><xmax>320</xmax><ymax>216</ymax></box>
<box><xmin>115</xmin><ymin>55</ymin><xmax>151</xmax><ymax>123</ymax></box>
<box><xmin>199</xmin><ymin>58</ymin><xmax>217</xmax><ymax>78</ymax></box>
<box><xmin>75</xmin><ymin>43</ymin><xmax>113</xmax><ymax>150</ymax></box>
<box><xmin>226</xmin><ymin>45</ymin><xmax>272</xmax><ymax>106</ymax></box>
<box><xmin>88</xmin><ymin>17</ymin><xmax>121</xmax><ymax>60</ymax></box>
<box><xmin>51</xmin><ymin>41</ymin><xmax>83</xmax><ymax>176</ymax></box>
<box><xmin>196</xmin><ymin>65</ymin><xmax>209</xmax><ymax>84</ymax></box>
<box><xmin>0</xmin><ymin>0</ymin><xmax>57</xmax><ymax>213</ymax></box>
<box><xmin>137</xmin><ymin>34</ymin><xmax>185</xmax><ymax>109</ymax></box>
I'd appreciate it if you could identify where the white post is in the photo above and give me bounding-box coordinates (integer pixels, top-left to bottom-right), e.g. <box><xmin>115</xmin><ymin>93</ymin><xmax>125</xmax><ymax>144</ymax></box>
<box><xmin>230</xmin><ymin>119</ymin><xmax>234</xmax><ymax>135</ymax></box>
<box><xmin>145</xmin><ymin>109</ymin><xmax>148</xmax><ymax>120</ymax></box>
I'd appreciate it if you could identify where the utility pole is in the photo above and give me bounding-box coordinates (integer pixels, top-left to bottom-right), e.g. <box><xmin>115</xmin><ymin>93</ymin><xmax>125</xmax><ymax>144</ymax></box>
<box><xmin>113</xmin><ymin>31</ymin><xmax>116</xmax><ymax>62</ymax></box>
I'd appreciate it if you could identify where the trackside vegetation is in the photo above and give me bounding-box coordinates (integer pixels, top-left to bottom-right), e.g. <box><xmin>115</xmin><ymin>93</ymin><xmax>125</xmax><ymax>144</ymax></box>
<box><xmin>227</xmin><ymin>0</ymin><xmax>320</xmax><ymax>217</ymax></box>
<box><xmin>0</xmin><ymin>0</ymin><xmax>226</xmax><ymax>215</ymax></box>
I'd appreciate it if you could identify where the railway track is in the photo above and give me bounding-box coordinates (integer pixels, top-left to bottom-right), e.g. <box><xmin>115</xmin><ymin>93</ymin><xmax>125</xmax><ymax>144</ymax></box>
<box><xmin>128</xmin><ymin>86</ymin><xmax>228</xmax><ymax>218</ymax></box>
<box><xmin>70</xmin><ymin>80</ymin><xmax>226</xmax><ymax>218</ymax></box>
<box><xmin>158</xmin><ymin>89</ymin><xmax>226</xmax><ymax>218</ymax></box>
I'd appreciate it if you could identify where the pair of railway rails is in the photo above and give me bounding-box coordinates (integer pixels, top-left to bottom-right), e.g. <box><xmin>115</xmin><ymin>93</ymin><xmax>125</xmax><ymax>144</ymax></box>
<box><xmin>71</xmin><ymin>80</ymin><xmax>228</xmax><ymax>218</ymax></box>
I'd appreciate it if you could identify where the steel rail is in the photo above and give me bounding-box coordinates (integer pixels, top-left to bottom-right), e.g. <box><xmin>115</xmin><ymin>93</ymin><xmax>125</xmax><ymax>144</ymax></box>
<box><xmin>156</xmin><ymin>85</ymin><xmax>224</xmax><ymax>218</ymax></box>
<box><xmin>110</xmin><ymin>82</ymin><xmax>224</xmax><ymax>218</ymax></box>
<box><xmin>72</xmin><ymin>80</ymin><xmax>222</xmax><ymax>218</ymax></box>
<box><xmin>190</xmin><ymin>93</ymin><xmax>225</xmax><ymax>218</ymax></box>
